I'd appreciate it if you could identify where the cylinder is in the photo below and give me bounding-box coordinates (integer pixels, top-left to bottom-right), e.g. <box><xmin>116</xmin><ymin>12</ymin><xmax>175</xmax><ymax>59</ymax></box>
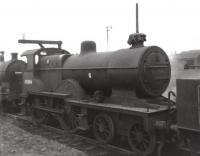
<box><xmin>62</xmin><ymin>46</ymin><xmax>171</xmax><ymax>97</ymax></box>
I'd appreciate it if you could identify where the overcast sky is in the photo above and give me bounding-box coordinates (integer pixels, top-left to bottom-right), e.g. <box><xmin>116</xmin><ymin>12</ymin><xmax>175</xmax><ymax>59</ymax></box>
<box><xmin>0</xmin><ymin>0</ymin><xmax>200</xmax><ymax>60</ymax></box>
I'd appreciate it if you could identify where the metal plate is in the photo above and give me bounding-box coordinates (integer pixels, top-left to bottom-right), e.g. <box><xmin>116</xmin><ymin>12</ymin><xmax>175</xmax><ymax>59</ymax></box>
<box><xmin>177</xmin><ymin>79</ymin><xmax>200</xmax><ymax>132</ymax></box>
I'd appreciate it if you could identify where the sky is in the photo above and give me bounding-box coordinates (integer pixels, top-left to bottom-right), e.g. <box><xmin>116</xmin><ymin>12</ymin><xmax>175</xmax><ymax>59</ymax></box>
<box><xmin>0</xmin><ymin>0</ymin><xmax>200</xmax><ymax>60</ymax></box>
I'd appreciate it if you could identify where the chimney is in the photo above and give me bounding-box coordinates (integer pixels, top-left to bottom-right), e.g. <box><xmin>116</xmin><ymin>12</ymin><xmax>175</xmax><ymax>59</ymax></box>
<box><xmin>0</xmin><ymin>51</ymin><xmax>5</xmax><ymax>62</ymax></box>
<box><xmin>127</xmin><ymin>3</ymin><xmax>147</xmax><ymax>48</ymax></box>
<box><xmin>11</xmin><ymin>53</ymin><xmax>18</xmax><ymax>60</ymax></box>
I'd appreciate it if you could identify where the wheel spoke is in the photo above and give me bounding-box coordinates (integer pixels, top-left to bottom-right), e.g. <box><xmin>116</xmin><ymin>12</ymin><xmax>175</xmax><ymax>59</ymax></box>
<box><xmin>95</xmin><ymin>120</ymin><xmax>101</xmax><ymax>127</ymax></box>
<box><xmin>141</xmin><ymin>142</ymin><xmax>148</xmax><ymax>150</ymax></box>
<box><xmin>104</xmin><ymin>129</ymin><xmax>110</xmax><ymax>135</ymax></box>
<box><xmin>143</xmin><ymin>138</ymin><xmax>149</xmax><ymax>144</ymax></box>
<box><xmin>102</xmin><ymin>132</ymin><xmax>108</xmax><ymax>139</ymax></box>
<box><xmin>130</xmin><ymin>131</ymin><xmax>137</xmax><ymax>137</ymax></box>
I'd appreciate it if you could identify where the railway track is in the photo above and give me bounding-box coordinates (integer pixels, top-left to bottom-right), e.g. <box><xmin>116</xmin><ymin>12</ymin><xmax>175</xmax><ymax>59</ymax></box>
<box><xmin>5</xmin><ymin>113</ymin><xmax>137</xmax><ymax>156</ymax></box>
<box><xmin>2</xmin><ymin>113</ymin><xmax>191</xmax><ymax>156</ymax></box>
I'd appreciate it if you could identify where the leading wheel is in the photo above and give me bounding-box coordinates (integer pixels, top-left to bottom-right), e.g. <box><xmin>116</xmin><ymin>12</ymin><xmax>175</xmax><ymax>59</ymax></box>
<box><xmin>31</xmin><ymin>97</ymin><xmax>48</xmax><ymax>124</ymax></box>
<box><xmin>128</xmin><ymin>123</ymin><xmax>156</xmax><ymax>156</ymax></box>
<box><xmin>93</xmin><ymin>113</ymin><xmax>115</xmax><ymax>143</ymax></box>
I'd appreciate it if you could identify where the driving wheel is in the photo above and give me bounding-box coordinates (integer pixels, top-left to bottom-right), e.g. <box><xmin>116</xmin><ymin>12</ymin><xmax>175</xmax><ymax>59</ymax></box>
<box><xmin>128</xmin><ymin>123</ymin><xmax>156</xmax><ymax>156</ymax></box>
<box><xmin>93</xmin><ymin>113</ymin><xmax>115</xmax><ymax>143</ymax></box>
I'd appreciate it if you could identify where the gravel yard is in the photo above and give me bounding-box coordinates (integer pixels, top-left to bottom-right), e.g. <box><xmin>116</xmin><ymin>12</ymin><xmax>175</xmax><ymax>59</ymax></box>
<box><xmin>0</xmin><ymin>116</ymin><xmax>87</xmax><ymax>156</ymax></box>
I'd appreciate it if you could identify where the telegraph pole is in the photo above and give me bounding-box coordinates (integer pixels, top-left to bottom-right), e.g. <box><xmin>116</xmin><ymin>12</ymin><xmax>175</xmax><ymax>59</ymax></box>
<box><xmin>106</xmin><ymin>26</ymin><xmax>112</xmax><ymax>51</ymax></box>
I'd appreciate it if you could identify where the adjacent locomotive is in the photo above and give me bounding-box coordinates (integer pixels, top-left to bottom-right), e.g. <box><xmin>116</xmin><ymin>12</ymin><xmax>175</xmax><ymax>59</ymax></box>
<box><xmin>0</xmin><ymin>52</ymin><xmax>26</xmax><ymax>113</ymax></box>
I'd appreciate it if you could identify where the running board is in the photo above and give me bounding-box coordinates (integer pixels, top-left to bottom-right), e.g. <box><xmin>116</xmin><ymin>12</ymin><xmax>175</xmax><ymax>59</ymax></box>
<box><xmin>29</xmin><ymin>91</ymin><xmax>71</xmax><ymax>99</ymax></box>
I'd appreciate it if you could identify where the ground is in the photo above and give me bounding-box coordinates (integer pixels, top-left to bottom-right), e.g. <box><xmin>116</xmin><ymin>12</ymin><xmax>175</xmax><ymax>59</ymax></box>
<box><xmin>0</xmin><ymin>115</ymin><xmax>194</xmax><ymax>156</ymax></box>
<box><xmin>0</xmin><ymin>116</ymin><xmax>87</xmax><ymax>156</ymax></box>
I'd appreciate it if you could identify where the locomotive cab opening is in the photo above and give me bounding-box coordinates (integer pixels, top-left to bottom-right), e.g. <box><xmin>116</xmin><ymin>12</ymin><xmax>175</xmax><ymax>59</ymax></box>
<box><xmin>34</xmin><ymin>51</ymin><xmax>47</xmax><ymax>68</ymax></box>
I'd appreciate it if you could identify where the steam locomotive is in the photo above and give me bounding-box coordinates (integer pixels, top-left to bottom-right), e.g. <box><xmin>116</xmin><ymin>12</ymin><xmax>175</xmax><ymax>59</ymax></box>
<box><xmin>0</xmin><ymin>32</ymin><xmax>199</xmax><ymax>156</ymax></box>
<box><xmin>0</xmin><ymin>52</ymin><xmax>26</xmax><ymax>113</ymax></box>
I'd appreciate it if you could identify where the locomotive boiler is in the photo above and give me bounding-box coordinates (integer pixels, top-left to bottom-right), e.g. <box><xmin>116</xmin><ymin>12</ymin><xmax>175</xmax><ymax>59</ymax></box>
<box><xmin>62</xmin><ymin>37</ymin><xmax>170</xmax><ymax>97</ymax></box>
